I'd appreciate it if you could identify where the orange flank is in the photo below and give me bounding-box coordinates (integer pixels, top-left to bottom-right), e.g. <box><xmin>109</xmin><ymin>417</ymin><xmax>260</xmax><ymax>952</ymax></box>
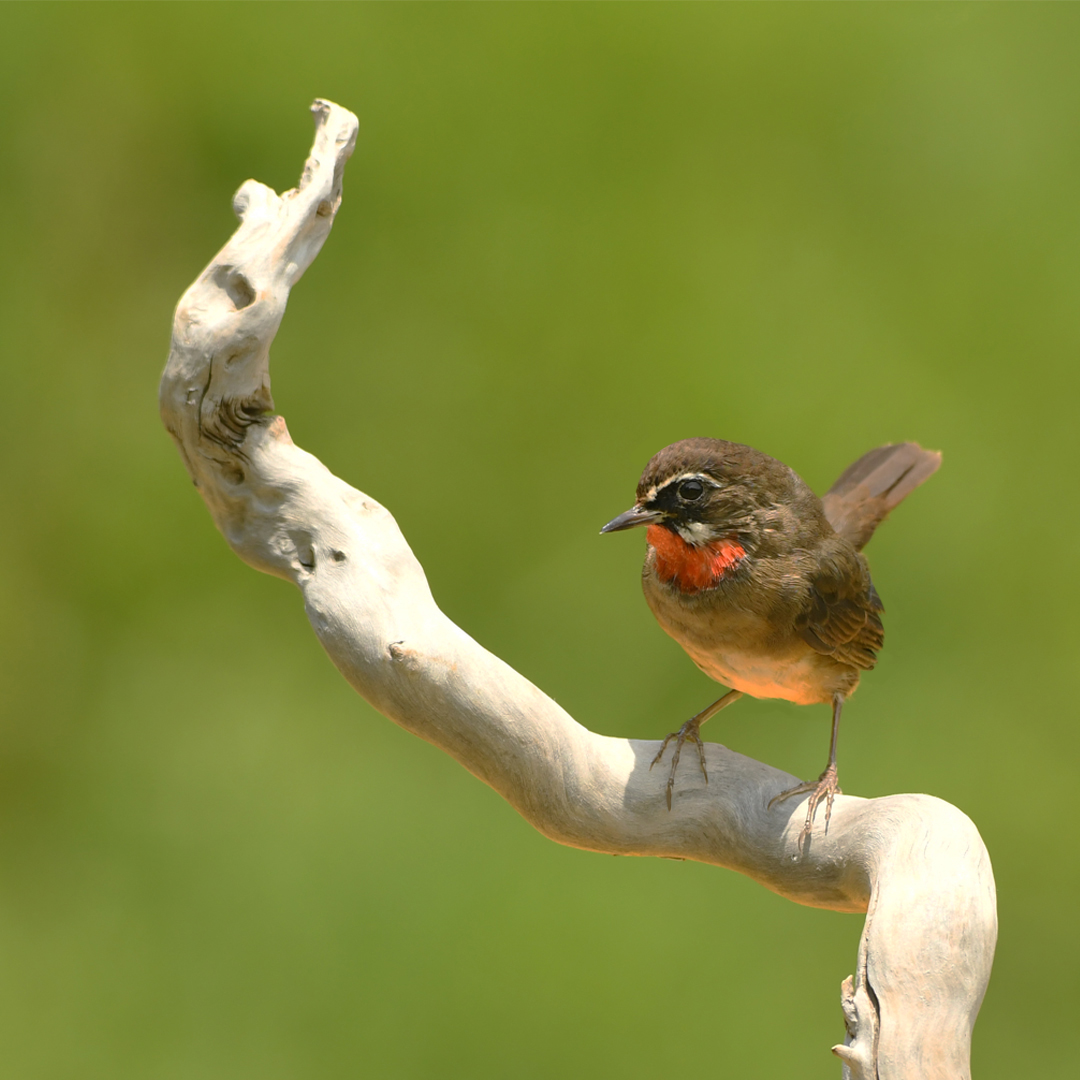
<box><xmin>646</xmin><ymin>524</ymin><xmax>746</xmax><ymax>594</ymax></box>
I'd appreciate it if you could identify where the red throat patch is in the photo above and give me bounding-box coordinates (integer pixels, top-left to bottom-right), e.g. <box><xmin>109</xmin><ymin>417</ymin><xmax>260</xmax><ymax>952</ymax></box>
<box><xmin>646</xmin><ymin>524</ymin><xmax>746</xmax><ymax>594</ymax></box>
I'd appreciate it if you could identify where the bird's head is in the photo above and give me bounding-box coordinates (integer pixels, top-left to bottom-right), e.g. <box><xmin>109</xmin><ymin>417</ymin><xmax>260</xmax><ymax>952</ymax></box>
<box><xmin>601</xmin><ymin>438</ymin><xmax>780</xmax><ymax>547</ymax></box>
<box><xmin>601</xmin><ymin>438</ymin><xmax>817</xmax><ymax>593</ymax></box>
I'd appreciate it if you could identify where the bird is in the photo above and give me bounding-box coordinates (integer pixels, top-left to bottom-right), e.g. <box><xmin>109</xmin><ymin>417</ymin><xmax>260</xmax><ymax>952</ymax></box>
<box><xmin>600</xmin><ymin>438</ymin><xmax>940</xmax><ymax>838</ymax></box>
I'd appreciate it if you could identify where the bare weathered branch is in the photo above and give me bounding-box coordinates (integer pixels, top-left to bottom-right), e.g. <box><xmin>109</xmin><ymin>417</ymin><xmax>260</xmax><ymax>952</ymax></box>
<box><xmin>160</xmin><ymin>100</ymin><xmax>996</xmax><ymax>1079</ymax></box>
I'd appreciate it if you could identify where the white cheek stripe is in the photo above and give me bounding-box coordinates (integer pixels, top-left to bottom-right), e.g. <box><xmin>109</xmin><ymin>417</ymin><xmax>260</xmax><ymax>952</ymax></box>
<box><xmin>674</xmin><ymin>520</ymin><xmax>716</xmax><ymax>546</ymax></box>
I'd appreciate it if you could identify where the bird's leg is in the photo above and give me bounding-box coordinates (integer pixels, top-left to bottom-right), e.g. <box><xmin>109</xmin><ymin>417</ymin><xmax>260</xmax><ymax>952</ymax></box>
<box><xmin>651</xmin><ymin>689</ymin><xmax>743</xmax><ymax>809</ymax></box>
<box><xmin>768</xmin><ymin>694</ymin><xmax>844</xmax><ymax>839</ymax></box>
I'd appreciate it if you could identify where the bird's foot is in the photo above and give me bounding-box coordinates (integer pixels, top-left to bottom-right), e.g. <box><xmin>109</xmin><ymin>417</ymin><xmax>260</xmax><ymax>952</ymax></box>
<box><xmin>768</xmin><ymin>762</ymin><xmax>841</xmax><ymax>841</ymax></box>
<box><xmin>650</xmin><ymin>717</ymin><xmax>708</xmax><ymax>810</ymax></box>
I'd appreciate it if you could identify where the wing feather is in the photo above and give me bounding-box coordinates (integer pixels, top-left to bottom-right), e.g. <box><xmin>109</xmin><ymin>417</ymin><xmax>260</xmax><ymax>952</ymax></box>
<box><xmin>794</xmin><ymin>549</ymin><xmax>884</xmax><ymax>672</ymax></box>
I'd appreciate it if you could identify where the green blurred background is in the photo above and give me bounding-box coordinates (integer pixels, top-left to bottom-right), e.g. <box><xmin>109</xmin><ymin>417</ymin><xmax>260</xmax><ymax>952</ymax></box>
<box><xmin>1</xmin><ymin>3</ymin><xmax>1077</xmax><ymax>1077</ymax></box>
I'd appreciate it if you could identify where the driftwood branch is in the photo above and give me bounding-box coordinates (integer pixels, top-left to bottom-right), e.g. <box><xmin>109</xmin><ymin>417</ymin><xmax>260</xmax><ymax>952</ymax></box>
<box><xmin>160</xmin><ymin>100</ymin><xmax>996</xmax><ymax>1079</ymax></box>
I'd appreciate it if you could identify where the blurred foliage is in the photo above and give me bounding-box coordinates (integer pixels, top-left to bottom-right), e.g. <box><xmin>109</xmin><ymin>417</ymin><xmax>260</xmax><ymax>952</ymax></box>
<box><xmin>0</xmin><ymin>3</ymin><xmax>1077</xmax><ymax>1078</ymax></box>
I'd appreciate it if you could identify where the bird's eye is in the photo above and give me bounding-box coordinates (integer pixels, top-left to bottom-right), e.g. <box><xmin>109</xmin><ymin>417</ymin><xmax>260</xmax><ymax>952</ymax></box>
<box><xmin>678</xmin><ymin>479</ymin><xmax>705</xmax><ymax>501</ymax></box>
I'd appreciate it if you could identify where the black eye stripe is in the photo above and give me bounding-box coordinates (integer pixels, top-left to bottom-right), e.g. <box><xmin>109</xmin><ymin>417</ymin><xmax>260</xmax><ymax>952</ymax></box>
<box><xmin>643</xmin><ymin>475</ymin><xmax>715</xmax><ymax>511</ymax></box>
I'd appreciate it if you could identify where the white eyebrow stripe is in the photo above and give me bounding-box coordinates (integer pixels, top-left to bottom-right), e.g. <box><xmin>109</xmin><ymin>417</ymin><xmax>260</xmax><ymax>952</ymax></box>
<box><xmin>642</xmin><ymin>473</ymin><xmax>722</xmax><ymax>504</ymax></box>
<box><xmin>671</xmin><ymin>472</ymin><xmax>721</xmax><ymax>488</ymax></box>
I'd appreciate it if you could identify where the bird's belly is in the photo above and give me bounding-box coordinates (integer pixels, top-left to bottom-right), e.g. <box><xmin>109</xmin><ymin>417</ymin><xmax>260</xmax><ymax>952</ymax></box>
<box><xmin>643</xmin><ymin>579</ymin><xmax>847</xmax><ymax>705</ymax></box>
<box><xmin>682</xmin><ymin>642</ymin><xmax>830</xmax><ymax>705</ymax></box>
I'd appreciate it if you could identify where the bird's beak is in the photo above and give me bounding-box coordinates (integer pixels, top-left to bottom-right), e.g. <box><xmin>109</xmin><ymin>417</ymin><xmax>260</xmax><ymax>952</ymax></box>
<box><xmin>600</xmin><ymin>505</ymin><xmax>663</xmax><ymax>534</ymax></box>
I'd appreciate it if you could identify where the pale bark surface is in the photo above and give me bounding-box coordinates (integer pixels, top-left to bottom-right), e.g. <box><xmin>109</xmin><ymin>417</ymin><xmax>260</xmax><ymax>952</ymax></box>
<box><xmin>160</xmin><ymin>100</ymin><xmax>997</xmax><ymax>1079</ymax></box>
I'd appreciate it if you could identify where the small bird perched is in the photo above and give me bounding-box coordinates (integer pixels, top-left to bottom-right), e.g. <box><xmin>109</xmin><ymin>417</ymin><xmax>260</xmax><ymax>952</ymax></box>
<box><xmin>601</xmin><ymin>438</ymin><xmax>940</xmax><ymax>836</ymax></box>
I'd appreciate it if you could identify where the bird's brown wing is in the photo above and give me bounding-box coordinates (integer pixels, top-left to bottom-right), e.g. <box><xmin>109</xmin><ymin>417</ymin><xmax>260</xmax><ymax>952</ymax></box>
<box><xmin>795</xmin><ymin>556</ymin><xmax>884</xmax><ymax>672</ymax></box>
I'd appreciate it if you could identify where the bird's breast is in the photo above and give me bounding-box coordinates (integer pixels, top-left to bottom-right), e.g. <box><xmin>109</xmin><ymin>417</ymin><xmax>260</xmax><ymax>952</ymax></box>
<box><xmin>640</xmin><ymin>549</ymin><xmax>857</xmax><ymax>705</ymax></box>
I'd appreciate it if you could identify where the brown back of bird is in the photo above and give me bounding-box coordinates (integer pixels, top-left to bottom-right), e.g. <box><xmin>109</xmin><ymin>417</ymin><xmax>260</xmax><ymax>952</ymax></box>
<box><xmin>822</xmin><ymin>442</ymin><xmax>942</xmax><ymax>551</ymax></box>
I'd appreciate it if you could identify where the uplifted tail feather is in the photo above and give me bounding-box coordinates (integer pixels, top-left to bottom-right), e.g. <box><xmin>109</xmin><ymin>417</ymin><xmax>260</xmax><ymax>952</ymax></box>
<box><xmin>822</xmin><ymin>442</ymin><xmax>941</xmax><ymax>551</ymax></box>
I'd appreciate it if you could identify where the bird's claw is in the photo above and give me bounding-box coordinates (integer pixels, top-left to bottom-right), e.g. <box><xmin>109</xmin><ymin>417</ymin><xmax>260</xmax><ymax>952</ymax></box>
<box><xmin>650</xmin><ymin>717</ymin><xmax>708</xmax><ymax>810</ymax></box>
<box><xmin>768</xmin><ymin>762</ymin><xmax>841</xmax><ymax>841</ymax></box>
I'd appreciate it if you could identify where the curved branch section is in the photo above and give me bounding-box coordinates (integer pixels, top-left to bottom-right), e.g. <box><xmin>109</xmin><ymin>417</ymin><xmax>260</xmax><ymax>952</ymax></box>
<box><xmin>160</xmin><ymin>101</ymin><xmax>996</xmax><ymax>1079</ymax></box>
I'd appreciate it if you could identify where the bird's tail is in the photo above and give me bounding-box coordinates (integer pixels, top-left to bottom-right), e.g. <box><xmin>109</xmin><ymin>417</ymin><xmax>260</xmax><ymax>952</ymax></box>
<box><xmin>822</xmin><ymin>442</ymin><xmax>941</xmax><ymax>551</ymax></box>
